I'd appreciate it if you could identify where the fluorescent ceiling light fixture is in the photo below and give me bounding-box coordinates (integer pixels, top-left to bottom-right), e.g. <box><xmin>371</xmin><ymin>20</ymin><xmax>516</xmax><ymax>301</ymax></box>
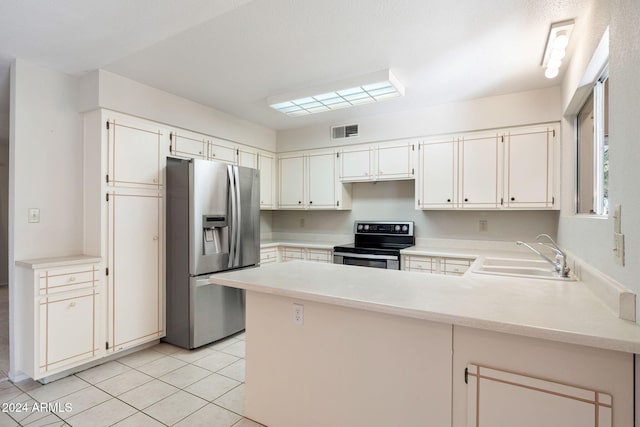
<box><xmin>268</xmin><ymin>70</ymin><xmax>405</xmax><ymax>116</ymax></box>
<box><xmin>541</xmin><ymin>20</ymin><xmax>574</xmax><ymax>79</ymax></box>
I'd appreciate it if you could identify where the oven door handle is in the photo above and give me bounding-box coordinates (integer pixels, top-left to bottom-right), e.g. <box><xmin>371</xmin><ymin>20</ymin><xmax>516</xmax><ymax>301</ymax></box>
<box><xmin>333</xmin><ymin>252</ymin><xmax>398</xmax><ymax>261</ymax></box>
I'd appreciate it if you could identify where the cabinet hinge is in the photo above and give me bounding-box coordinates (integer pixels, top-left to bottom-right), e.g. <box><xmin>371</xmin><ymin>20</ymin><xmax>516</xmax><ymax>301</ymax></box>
<box><xmin>106</xmin><ymin>193</ymin><xmax>109</xmax><ymax>202</ymax></box>
<box><xmin>411</xmin><ymin>168</ymin><xmax>414</xmax><ymax>175</ymax></box>
<box><xmin>169</xmin><ymin>144</ymin><xmax>173</xmax><ymax>153</ymax></box>
<box><xmin>501</xmin><ymin>135</ymin><xmax>504</xmax><ymax>143</ymax></box>
<box><xmin>105</xmin><ymin>341</ymin><xmax>109</xmax><ymax>350</ymax></box>
<box><xmin>105</xmin><ymin>267</ymin><xmax>109</xmax><ymax>276</ymax></box>
<box><xmin>169</xmin><ymin>132</ymin><xmax>173</xmax><ymax>142</ymax></box>
<box><xmin>552</xmin><ymin>196</ymin><xmax>555</xmax><ymax>205</ymax></box>
<box><xmin>236</xmin><ymin>148</ymin><xmax>239</xmax><ymax>156</ymax></box>
<box><xmin>105</xmin><ymin>174</ymin><xmax>109</xmax><ymax>183</ymax></box>
<box><xmin>553</xmin><ymin>129</ymin><xmax>556</xmax><ymax>137</ymax></box>
<box><xmin>336</xmin><ymin>201</ymin><xmax>340</xmax><ymax>207</ymax></box>
<box><xmin>501</xmin><ymin>197</ymin><xmax>504</xmax><ymax>206</ymax></box>
<box><xmin>106</xmin><ymin>121</ymin><xmax>110</xmax><ymax>130</ymax></box>
<box><xmin>412</xmin><ymin>144</ymin><xmax>415</xmax><ymax>151</ymax></box>
<box><xmin>336</xmin><ymin>152</ymin><xmax>340</xmax><ymax>158</ymax></box>
<box><xmin>464</xmin><ymin>367</ymin><xmax>469</xmax><ymax>384</ymax></box>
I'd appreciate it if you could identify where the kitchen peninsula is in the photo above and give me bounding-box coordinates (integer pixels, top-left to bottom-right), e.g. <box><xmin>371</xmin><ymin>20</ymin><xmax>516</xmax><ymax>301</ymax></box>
<box><xmin>211</xmin><ymin>260</ymin><xmax>639</xmax><ymax>427</ymax></box>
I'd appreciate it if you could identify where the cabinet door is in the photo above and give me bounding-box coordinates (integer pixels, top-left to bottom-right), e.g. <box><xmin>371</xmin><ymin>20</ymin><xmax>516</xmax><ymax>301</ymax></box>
<box><xmin>419</xmin><ymin>139</ymin><xmax>457</xmax><ymax>208</ymax></box>
<box><xmin>209</xmin><ymin>137</ymin><xmax>237</xmax><ymax>164</ymax></box>
<box><xmin>466</xmin><ymin>364</ymin><xmax>611</xmax><ymax>427</ymax></box>
<box><xmin>170</xmin><ymin>131</ymin><xmax>207</xmax><ymax>160</ymax></box>
<box><xmin>238</xmin><ymin>146</ymin><xmax>258</xmax><ymax>168</ymax></box>
<box><xmin>307</xmin><ymin>153</ymin><xmax>336</xmax><ymax>208</ymax></box>
<box><xmin>506</xmin><ymin>127</ymin><xmax>554</xmax><ymax>208</ymax></box>
<box><xmin>40</xmin><ymin>289</ymin><xmax>99</xmax><ymax>374</ymax></box>
<box><xmin>340</xmin><ymin>147</ymin><xmax>373</xmax><ymax>181</ymax></box>
<box><xmin>109</xmin><ymin>191</ymin><xmax>163</xmax><ymax>350</ymax></box>
<box><xmin>460</xmin><ymin>134</ymin><xmax>500</xmax><ymax>209</ymax></box>
<box><xmin>107</xmin><ymin>119</ymin><xmax>162</xmax><ymax>187</ymax></box>
<box><xmin>258</xmin><ymin>151</ymin><xmax>276</xmax><ymax>209</ymax></box>
<box><xmin>279</xmin><ymin>156</ymin><xmax>305</xmax><ymax>209</ymax></box>
<box><xmin>376</xmin><ymin>142</ymin><xmax>414</xmax><ymax>180</ymax></box>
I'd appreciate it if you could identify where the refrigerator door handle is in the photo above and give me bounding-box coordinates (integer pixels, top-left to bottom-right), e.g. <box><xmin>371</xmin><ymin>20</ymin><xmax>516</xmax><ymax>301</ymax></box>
<box><xmin>233</xmin><ymin>166</ymin><xmax>242</xmax><ymax>268</ymax></box>
<box><xmin>227</xmin><ymin>165</ymin><xmax>238</xmax><ymax>269</ymax></box>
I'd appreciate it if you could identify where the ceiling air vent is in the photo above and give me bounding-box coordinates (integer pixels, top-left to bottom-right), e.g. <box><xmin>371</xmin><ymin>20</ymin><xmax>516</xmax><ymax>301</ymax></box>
<box><xmin>331</xmin><ymin>124</ymin><xmax>359</xmax><ymax>140</ymax></box>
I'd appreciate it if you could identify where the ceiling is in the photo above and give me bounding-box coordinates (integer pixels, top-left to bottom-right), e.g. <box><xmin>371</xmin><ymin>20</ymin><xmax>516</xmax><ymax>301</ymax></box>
<box><xmin>0</xmin><ymin>0</ymin><xmax>593</xmax><ymax>135</ymax></box>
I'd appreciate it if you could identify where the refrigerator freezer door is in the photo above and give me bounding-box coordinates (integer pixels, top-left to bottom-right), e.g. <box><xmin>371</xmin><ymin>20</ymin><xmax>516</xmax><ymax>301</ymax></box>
<box><xmin>190</xmin><ymin>275</ymin><xmax>245</xmax><ymax>348</ymax></box>
<box><xmin>229</xmin><ymin>164</ymin><xmax>260</xmax><ymax>269</ymax></box>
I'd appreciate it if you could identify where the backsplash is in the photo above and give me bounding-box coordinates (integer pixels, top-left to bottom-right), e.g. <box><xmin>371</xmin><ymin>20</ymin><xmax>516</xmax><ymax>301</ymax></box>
<box><xmin>269</xmin><ymin>180</ymin><xmax>559</xmax><ymax>242</ymax></box>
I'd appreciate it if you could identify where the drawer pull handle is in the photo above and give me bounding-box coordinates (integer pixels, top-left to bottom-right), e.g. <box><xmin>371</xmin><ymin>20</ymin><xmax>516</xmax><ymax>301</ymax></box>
<box><xmin>69</xmin><ymin>301</ymin><xmax>76</xmax><ymax>308</ymax></box>
<box><xmin>153</xmin><ymin>235</ymin><xmax>159</xmax><ymax>241</ymax></box>
<box><xmin>69</xmin><ymin>276</ymin><xmax>76</xmax><ymax>282</ymax></box>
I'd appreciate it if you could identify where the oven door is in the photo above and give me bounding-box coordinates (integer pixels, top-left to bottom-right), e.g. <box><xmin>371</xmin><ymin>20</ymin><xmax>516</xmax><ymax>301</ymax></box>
<box><xmin>333</xmin><ymin>252</ymin><xmax>400</xmax><ymax>270</ymax></box>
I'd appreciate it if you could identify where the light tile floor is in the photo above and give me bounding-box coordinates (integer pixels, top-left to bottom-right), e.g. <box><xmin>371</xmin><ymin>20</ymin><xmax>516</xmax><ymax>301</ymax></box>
<box><xmin>0</xmin><ymin>333</ymin><xmax>265</xmax><ymax>426</ymax></box>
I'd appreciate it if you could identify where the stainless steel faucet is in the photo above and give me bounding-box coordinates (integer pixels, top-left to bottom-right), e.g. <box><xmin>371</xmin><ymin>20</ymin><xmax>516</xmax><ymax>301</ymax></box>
<box><xmin>516</xmin><ymin>234</ymin><xmax>571</xmax><ymax>277</ymax></box>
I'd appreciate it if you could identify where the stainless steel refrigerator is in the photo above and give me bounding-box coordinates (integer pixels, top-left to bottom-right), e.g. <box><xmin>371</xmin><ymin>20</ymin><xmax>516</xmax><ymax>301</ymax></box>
<box><xmin>165</xmin><ymin>157</ymin><xmax>260</xmax><ymax>349</ymax></box>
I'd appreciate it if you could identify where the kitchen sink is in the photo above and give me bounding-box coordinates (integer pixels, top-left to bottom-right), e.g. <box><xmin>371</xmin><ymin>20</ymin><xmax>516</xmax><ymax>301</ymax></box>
<box><xmin>471</xmin><ymin>257</ymin><xmax>576</xmax><ymax>281</ymax></box>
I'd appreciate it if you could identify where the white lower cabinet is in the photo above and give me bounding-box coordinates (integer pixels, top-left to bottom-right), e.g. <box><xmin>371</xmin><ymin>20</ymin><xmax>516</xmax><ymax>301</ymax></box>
<box><xmin>107</xmin><ymin>188</ymin><xmax>164</xmax><ymax>351</ymax></box>
<box><xmin>260</xmin><ymin>245</ymin><xmax>333</xmax><ymax>264</ymax></box>
<box><xmin>280</xmin><ymin>246</ymin><xmax>305</xmax><ymax>262</ymax></box>
<box><xmin>15</xmin><ymin>257</ymin><xmax>103</xmax><ymax>380</ymax></box>
<box><xmin>452</xmin><ymin>327</ymin><xmax>633</xmax><ymax>427</ymax></box>
<box><xmin>403</xmin><ymin>254</ymin><xmax>474</xmax><ymax>276</ymax></box>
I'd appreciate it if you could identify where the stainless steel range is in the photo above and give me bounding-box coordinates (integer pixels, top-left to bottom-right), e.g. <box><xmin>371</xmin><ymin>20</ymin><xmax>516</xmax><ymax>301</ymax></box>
<box><xmin>333</xmin><ymin>221</ymin><xmax>415</xmax><ymax>270</ymax></box>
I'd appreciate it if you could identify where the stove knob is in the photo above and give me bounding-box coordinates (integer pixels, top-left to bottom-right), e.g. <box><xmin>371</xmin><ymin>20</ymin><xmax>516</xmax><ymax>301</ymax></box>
<box><xmin>364</xmin><ymin>224</ymin><xmax>370</xmax><ymax>231</ymax></box>
<box><xmin>357</xmin><ymin>224</ymin><xmax>363</xmax><ymax>231</ymax></box>
<box><xmin>402</xmin><ymin>225</ymin><xmax>408</xmax><ymax>232</ymax></box>
<box><xmin>394</xmin><ymin>225</ymin><xmax>401</xmax><ymax>232</ymax></box>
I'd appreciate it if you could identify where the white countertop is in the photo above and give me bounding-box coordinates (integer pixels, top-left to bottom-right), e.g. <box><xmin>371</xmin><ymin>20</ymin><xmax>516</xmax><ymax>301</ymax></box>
<box><xmin>16</xmin><ymin>255</ymin><xmax>102</xmax><ymax>269</ymax></box>
<box><xmin>210</xmin><ymin>260</ymin><xmax>640</xmax><ymax>354</ymax></box>
<box><xmin>260</xmin><ymin>239</ymin><xmax>345</xmax><ymax>250</ymax></box>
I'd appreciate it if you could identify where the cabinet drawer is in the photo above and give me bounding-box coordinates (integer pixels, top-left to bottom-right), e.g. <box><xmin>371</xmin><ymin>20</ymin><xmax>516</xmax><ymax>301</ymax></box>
<box><xmin>260</xmin><ymin>248</ymin><xmax>278</xmax><ymax>264</ymax></box>
<box><xmin>307</xmin><ymin>249</ymin><xmax>332</xmax><ymax>263</ymax></box>
<box><xmin>442</xmin><ymin>258</ymin><xmax>473</xmax><ymax>275</ymax></box>
<box><xmin>39</xmin><ymin>265</ymin><xmax>99</xmax><ymax>294</ymax></box>
<box><xmin>281</xmin><ymin>247</ymin><xmax>304</xmax><ymax>261</ymax></box>
<box><xmin>406</xmin><ymin>256</ymin><xmax>436</xmax><ymax>273</ymax></box>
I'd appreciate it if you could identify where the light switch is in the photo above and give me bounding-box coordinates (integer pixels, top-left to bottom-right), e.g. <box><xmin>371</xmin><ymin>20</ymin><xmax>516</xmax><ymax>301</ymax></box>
<box><xmin>613</xmin><ymin>204</ymin><xmax>622</xmax><ymax>233</ymax></box>
<box><xmin>28</xmin><ymin>208</ymin><xmax>40</xmax><ymax>223</ymax></box>
<box><xmin>613</xmin><ymin>232</ymin><xmax>625</xmax><ymax>266</ymax></box>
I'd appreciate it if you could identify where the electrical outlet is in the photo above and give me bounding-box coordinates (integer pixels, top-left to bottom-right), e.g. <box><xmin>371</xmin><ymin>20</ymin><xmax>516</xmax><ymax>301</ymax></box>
<box><xmin>28</xmin><ymin>208</ymin><xmax>40</xmax><ymax>223</ymax></box>
<box><xmin>479</xmin><ymin>219</ymin><xmax>488</xmax><ymax>232</ymax></box>
<box><xmin>613</xmin><ymin>233</ymin><xmax>625</xmax><ymax>266</ymax></box>
<box><xmin>293</xmin><ymin>303</ymin><xmax>304</xmax><ymax>325</ymax></box>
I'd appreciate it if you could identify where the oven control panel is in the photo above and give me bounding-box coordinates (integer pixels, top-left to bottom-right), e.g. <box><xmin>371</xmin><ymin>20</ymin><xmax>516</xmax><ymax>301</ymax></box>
<box><xmin>354</xmin><ymin>221</ymin><xmax>414</xmax><ymax>236</ymax></box>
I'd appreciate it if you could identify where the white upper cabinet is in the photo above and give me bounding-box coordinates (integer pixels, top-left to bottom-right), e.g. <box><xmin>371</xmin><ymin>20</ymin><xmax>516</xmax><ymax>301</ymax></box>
<box><xmin>279</xmin><ymin>155</ymin><xmax>306</xmax><ymax>209</ymax></box>
<box><xmin>107</xmin><ymin>117</ymin><xmax>164</xmax><ymax>187</ymax></box>
<box><xmin>307</xmin><ymin>152</ymin><xmax>337</xmax><ymax>208</ymax></box>
<box><xmin>460</xmin><ymin>132</ymin><xmax>501</xmax><ymax>209</ymax></box>
<box><xmin>209</xmin><ymin>137</ymin><xmax>237</xmax><ymax>164</ymax></box>
<box><xmin>278</xmin><ymin>151</ymin><xmax>351</xmax><ymax>210</ymax></box>
<box><xmin>417</xmin><ymin>138</ymin><xmax>457</xmax><ymax>209</ymax></box>
<box><xmin>505</xmin><ymin>125</ymin><xmax>556</xmax><ymax>208</ymax></box>
<box><xmin>340</xmin><ymin>146</ymin><xmax>374</xmax><ymax>181</ymax></box>
<box><xmin>169</xmin><ymin>131</ymin><xmax>207</xmax><ymax>160</ymax></box>
<box><xmin>339</xmin><ymin>141</ymin><xmax>415</xmax><ymax>182</ymax></box>
<box><xmin>238</xmin><ymin>145</ymin><xmax>258</xmax><ymax>168</ymax></box>
<box><xmin>416</xmin><ymin>123</ymin><xmax>557</xmax><ymax>210</ymax></box>
<box><xmin>376</xmin><ymin>141</ymin><xmax>415</xmax><ymax>180</ymax></box>
<box><xmin>258</xmin><ymin>150</ymin><xmax>277</xmax><ymax>209</ymax></box>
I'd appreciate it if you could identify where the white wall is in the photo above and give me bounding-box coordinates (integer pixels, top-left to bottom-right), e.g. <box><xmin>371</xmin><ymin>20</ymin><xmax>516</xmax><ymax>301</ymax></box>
<box><xmin>557</xmin><ymin>0</ymin><xmax>640</xmax><ymax>308</ymax></box>
<box><xmin>274</xmin><ymin>87</ymin><xmax>562</xmax><ymax>241</ymax></box>
<box><xmin>10</xmin><ymin>59</ymin><xmax>84</xmax><ymax>262</ymax></box>
<box><xmin>273</xmin><ymin>180</ymin><xmax>558</xmax><ymax>242</ymax></box>
<box><xmin>0</xmin><ymin>144</ymin><xmax>8</xmax><ymax>285</ymax></box>
<box><xmin>79</xmin><ymin>70</ymin><xmax>277</xmax><ymax>152</ymax></box>
<box><xmin>277</xmin><ymin>86</ymin><xmax>561</xmax><ymax>152</ymax></box>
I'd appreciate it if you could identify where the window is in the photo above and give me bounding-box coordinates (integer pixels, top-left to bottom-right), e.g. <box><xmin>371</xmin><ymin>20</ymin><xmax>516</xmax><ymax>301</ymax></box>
<box><xmin>576</xmin><ymin>68</ymin><xmax>609</xmax><ymax>215</ymax></box>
